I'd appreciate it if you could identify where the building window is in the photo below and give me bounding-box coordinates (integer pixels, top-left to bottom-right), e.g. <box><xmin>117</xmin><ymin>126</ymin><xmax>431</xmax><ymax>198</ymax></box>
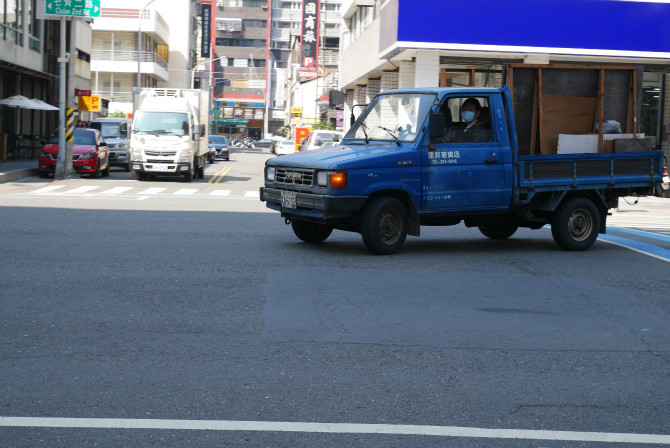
<box><xmin>1</xmin><ymin>0</ymin><xmax>23</xmax><ymax>45</ymax></box>
<box><xmin>27</xmin><ymin>0</ymin><xmax>41</xmax><ymax>51</ymax></box>
<box><xmin>216</xmin><ymin>18</ymin><xmax>242</xmax><ymax>32</ymax></box>
<box><xmin>244</xmin><ymin>19</ymin><xmax>267</xmax><ymax>28</ymax></box>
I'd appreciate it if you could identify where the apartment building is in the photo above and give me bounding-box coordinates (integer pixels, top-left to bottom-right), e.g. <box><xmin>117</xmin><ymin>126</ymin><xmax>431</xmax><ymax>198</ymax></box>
<box><xmin>90</xmin><ymin>0</ymin><xmax>199</xmax><ymax>114</ymax></box>
<box><xmin>211</xmin><ymin>0</ymin><xmax>342</xmax><ymax>138</ymax></box>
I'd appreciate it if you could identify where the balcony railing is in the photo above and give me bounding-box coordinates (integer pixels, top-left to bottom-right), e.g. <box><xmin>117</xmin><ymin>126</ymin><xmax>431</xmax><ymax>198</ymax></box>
<box><xmin>94</xmin><ymin>90</ymin><xmax>134</xmax><ymax>102</ymax></box>
<box><xmin>92</xmin><ymin>49</ymin><xmax>167</xmax><ymax>69</ymax></box>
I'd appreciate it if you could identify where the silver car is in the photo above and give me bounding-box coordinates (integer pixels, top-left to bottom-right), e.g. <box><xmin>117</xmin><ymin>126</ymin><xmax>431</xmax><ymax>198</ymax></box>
<box><xmin>90</xmin><ymin>118</ymin><xmax>131</xmax><ymax>171</ymax></box>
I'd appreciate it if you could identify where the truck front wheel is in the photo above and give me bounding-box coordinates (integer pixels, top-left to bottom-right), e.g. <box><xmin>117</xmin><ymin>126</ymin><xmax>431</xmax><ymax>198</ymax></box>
<box><xmin>361</xmin><ymin>197</ymin><xmax>408</xmax><ymax>255</ymax></box>
<box><xmin>550</xmin><ymin>197</ymin><xmax>600</xmax><ymax>251</ymax></box>
<box><xmin>291</xmin><ymin>220</ymin><xmax>333</xmax><ymax>243</ymax></box>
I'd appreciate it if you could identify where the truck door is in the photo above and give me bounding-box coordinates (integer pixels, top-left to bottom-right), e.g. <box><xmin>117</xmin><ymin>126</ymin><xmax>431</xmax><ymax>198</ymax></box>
<box><xmin>422</xmin><ymin>94</ymin><xmax>511</xmax><ymax>211</ymax></box>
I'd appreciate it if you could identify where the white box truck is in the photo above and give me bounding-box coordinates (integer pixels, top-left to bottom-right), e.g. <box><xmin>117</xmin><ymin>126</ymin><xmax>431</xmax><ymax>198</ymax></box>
<box><xmin>129</xmin><ymin>88</ymin><xmax>209</xmax><ymax>182</ymax></box>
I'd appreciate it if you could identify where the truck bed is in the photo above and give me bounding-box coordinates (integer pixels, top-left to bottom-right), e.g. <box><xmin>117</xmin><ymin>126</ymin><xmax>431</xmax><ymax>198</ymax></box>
<box><xmin>517</xmin><ymin>151</ymin><xmax>664</xmax><ymax>193</ymax></box>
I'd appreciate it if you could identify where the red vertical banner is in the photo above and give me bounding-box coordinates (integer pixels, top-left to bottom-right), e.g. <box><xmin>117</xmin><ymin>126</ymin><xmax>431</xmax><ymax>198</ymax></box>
<box><xmin>299</xmin><ymin>0</ymin><xmax>320</xmax><ymax>79</ymax></box>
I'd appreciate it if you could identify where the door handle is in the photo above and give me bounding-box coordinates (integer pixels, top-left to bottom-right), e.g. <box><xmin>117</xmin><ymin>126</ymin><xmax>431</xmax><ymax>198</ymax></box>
<box><xmin>485</xmin><ymin>157</ymin><xmax>498</xmax><ymax>164</ymax></box>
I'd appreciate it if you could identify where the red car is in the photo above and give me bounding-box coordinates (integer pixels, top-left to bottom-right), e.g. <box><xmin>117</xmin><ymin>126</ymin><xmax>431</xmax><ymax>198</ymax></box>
<box><xmin>39</xmin><ymin>128</ymin><xmax>110</xmax><ymax>178</ymax></box>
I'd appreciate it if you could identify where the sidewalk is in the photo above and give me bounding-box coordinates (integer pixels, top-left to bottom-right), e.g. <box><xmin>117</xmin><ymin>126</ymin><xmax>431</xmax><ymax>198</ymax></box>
<box><xmin>0</xmin><ymin>158</ymin><xmax>38</xmax><ymax>183</ymax></box>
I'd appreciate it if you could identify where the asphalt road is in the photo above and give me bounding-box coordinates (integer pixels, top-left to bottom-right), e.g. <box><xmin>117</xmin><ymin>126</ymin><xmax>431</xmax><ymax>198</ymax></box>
<box><xmin>1</xmin><ymin>149</ymin><xmax>669</xmax><ymax>447</ymax></box>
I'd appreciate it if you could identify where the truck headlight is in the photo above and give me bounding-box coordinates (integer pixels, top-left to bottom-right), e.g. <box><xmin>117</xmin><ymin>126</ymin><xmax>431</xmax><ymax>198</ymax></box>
<box><xmin>266</xmin><ymin>166</ymin><xmax>275</xmax><ymax>181</ymax></box>
<box><xmin>317</xmin><ymin>170</ymin><xmax>346</xmax><ymax>189</ymax></box>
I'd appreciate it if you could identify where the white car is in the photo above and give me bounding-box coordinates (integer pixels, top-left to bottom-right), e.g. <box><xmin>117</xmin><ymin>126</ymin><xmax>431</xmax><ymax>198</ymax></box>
<box><xmin>275</xmin><ymin>140</ymin><xmax>296</xmax><ymax>155</ymax></box>
<box><xmin>299</xmin><ymin>130</ymin><xmax>343</xmax><ymax>151</ymax></box>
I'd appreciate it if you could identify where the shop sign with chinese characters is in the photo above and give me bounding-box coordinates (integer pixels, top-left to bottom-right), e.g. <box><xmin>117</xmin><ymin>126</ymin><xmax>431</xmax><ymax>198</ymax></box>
<box><xmin>299</xmin><ymin>0</ymin><xmax>320</xmax><ymax>78</ymax></box>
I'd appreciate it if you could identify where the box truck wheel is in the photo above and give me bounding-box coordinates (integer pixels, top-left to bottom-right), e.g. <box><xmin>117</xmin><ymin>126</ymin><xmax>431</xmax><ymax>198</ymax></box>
<box><xmin>184</xmin><ymin>164</ymin><xmax>194</xmax><ymax>182</ymax></box>
<box><xmin>550</xmin><ymin>197</ymin><xmax>600</xmax><ymax>251</ymax></box>
<box><xmin>361</xmin><ymin>197</ymin><xmax>408</xmax><ymax>255</ymax></box>
<box><xmin>291</xmin><ymin>220</ymin><xmax>333</xmax><ymax>243</ymax></box>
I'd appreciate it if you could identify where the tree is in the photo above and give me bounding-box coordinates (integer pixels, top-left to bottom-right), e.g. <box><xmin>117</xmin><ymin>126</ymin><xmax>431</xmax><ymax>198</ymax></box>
<box><xmin>313</xmin><ymin>120</ymin><xmax>335</xmax><ymax>131</ymax></box>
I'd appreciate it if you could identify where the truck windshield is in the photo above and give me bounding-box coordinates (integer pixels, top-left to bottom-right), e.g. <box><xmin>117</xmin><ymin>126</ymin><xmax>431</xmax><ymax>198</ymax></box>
<box><xmin>133</xmin><ymin>111</ymin><xmax>189</xmax><ymax>136</ymax></box>
<box><xmin>346</xmin><ymin>92</ymin><xmax>436</xmax><ymax>143</ymax></box>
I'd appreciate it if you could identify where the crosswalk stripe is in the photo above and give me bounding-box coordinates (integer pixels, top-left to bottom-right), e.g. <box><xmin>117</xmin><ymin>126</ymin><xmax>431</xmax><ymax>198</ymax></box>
<box><xmin>30</xmin><ymin>185</ymin><xmax>65</xmax><ymax>194</ymax></box>
<box><xmin>209</xmin><ymin>190</ymin><xmax>232</xmax><ymax>196</ymax></box>
<box><xmin>174</xmin><ymin>188</ymin><xmax>198</xmax><ymax>195</ymax></box>
<box><xmin>244</xmin><ymin>190</ymin><xmax>260</xmax><ymax>198</ymax></box>
<box><xmin>136</xmin><ymin>187</ymin><xmax>166</xmax><ymax>195</ymax></box>
<box><xmin>100</xmin><ymin>187</ymin><xmax>134</xmax><ymax>195</ymax></box>
<box><xmin>63</xmin><ymin>186</ymin><xmax>100</xmax><ymax>194</ymax></box>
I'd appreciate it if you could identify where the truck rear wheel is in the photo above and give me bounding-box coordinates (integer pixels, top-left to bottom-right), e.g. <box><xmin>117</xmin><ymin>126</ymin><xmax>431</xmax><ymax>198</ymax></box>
<box><xmin>291</xmin><ymin>220</ymin><xmax>333</xmax><ymax>243</ymax></box>
<box><xmin>361</xmin><ymin>197</ymin><xmax>408</xmax><ymax>255</ymax></box>
<box><xmin>478</xmin><ymin>223</ymin><xmax>518</xmax><ymax>240</ymax></box>
<box><xmin>551</xmin><ymin>197</ymin><xmax>600</xmax><ymax>251</ymax></box>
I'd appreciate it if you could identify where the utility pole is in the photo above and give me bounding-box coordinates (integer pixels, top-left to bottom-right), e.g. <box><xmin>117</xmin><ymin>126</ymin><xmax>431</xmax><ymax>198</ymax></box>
<box><xmin>55</xmin><ymin>18</ymin><xmax>76</xmax><ymax>179</ymax></box>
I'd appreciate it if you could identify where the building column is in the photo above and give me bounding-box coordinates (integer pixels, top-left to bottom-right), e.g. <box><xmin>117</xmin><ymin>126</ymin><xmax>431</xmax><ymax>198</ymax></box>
<box><xmin>398</xmin><ymin>61</ymin><xmax>415</xmax><ymax>89</ymax></box>
<box><xmin>355</xmin><ymin>84</ymin><xmax>366</xmax><ymax>105</ymax></box>
<box><xmin>381</xmin><ymin>70</ymin><xmax>399</xmax><ymax>92</ymax></box>
<box><xmin>414</xmin><ymin>51</ymin><xmax>440</xmax><ymax>88</ymax></box>
<box><xmin>366</xmin><ymin>78</ymin><xmax>381</xmax><ymax>103</ymax></box>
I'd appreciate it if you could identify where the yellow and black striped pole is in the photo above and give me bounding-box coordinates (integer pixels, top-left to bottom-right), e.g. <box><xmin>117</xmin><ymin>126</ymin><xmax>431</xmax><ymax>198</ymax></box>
<box><xmin>66</xmin><ymin>108</ymin><xmax>75</xmax><ymax>143</ymax></box>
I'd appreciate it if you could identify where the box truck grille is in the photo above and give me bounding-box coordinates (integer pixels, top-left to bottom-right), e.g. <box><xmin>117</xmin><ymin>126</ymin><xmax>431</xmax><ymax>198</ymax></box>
<box><xmin>276</xmin><ymin>168</ymin><xmax>314</xmax><ymax>186</ymax></box>
<box><xmin>145</xmin><ymin>151</ymin><xmax>177</xmax><ymax>157</ymax></box>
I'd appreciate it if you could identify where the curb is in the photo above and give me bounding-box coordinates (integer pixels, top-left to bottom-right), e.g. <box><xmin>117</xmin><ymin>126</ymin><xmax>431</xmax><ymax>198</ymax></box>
<box><xmin>0</xmin><ymin>168</ymin><xmax>38</xmax><ymax>183</ymax></box>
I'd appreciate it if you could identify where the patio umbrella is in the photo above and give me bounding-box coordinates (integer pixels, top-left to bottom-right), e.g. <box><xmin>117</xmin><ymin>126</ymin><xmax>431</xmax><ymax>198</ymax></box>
<box><xmin>0</xmin><ymin>95</ymin><xmax>44</xmax><ymax>109</ymax></box>
<box><xmin>30</xmin><ymin>99</ymin><xmax>60</xmax><ymax>111</ymax></box>
<box><xmin>0</xmin><ymin>95</ymin><xmax>57</xmax><ymax>157</ymax></box>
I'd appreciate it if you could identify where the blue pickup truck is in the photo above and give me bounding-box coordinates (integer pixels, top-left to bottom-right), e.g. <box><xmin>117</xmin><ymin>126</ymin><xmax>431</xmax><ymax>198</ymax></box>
<box><xmin>260</xmin><ymin>85</ymin><xmax>663</xmax><ymax>254</ymax></box>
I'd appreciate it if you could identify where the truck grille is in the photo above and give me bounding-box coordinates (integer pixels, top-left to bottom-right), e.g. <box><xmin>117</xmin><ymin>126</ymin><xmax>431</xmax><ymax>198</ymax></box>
<box><xmin>276</xmin><ymin>168</ymin><xmax>314</xmax><ymax>186</ymax></box>
<box><xmin>145</xmin><ymin>151</ymin><xmax>177</xmax><ymax>157</ymax></box>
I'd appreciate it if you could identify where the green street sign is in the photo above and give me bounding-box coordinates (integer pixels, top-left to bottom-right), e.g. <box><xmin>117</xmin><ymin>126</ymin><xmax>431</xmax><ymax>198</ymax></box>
<box><xmin>210</xmin><ymin>110</ymin><xmax>222</xmax><ymax>115</ymax></box>
<box><xmin>45</xmin><ymin>0</ymin><xmax>101</xmax><ymax>18</ymax></box>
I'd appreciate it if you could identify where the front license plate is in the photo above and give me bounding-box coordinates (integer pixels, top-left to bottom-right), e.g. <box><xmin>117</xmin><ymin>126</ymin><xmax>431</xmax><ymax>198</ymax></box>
<box><xmin>281</xmin><ymin>191</ymin><xmax>297</xmax><ymax>209</ymax></box>
<box><xmin>148</xmin><ymin>164</ymin><xmax>174</xmax><ymax>172</ymax></box>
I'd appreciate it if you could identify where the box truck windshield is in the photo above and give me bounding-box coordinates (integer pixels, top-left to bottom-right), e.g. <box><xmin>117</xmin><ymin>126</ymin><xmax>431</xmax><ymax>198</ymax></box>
<box><xmin>134</xmin><ymin>111</ymin><xmax>189</xmax><ymax>136</ymax></box>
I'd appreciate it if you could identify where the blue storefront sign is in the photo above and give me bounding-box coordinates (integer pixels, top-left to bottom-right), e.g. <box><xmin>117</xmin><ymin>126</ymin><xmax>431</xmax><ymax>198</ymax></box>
<box><xmin>381</xmin><ymin>0</ymin><xmax>670</xmax><ymax>59</ymax></box>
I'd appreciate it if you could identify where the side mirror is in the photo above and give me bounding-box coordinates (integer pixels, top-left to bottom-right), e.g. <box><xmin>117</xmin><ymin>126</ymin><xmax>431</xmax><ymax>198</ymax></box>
<box><xmin>120</xmin><ymin>122</ymin><xmax>128</xmax><ymax>136</ymax></box>
<box><xmin>428</xmin><ymin>113</ymin><xmax>445</xmax><ymax>140</ymax></box>
<box><xmin>192</xmin><ymin>123</ymin><xmax>206</xmax><ymax>140</ymax></box>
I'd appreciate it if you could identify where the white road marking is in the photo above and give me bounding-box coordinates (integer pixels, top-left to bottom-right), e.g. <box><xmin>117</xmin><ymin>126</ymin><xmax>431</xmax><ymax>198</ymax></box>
<box><xmin>29</xmin><ymin>185</ymin><xmax>66</xmax><ymax>194</ymax></box>
<box><xmin>0</xmin><ymin>417</ymin><xmax>668</xmax><ymax>444</ymax></box>
<box><xmin>62</xmin><ymin>186</ymin><xmax>100</xmax><ymax>194</ymax></box>
<box><xmin>136</xmin><ymin>187</ymin><xmax>166</xmax><ymax>195</ymax></box>
<box><xmin>173</xmin><ymin>188</ymin><xmax>198</xmax><ymax>195</ymax></box>
<box><xmin>244</xmin><ymin>190</ymin><xmax>260</xmax><ymax>198</ymax></box>
<box><xmin>100</xmin><ymin>187</ymin><xmax>134</xmax><ymax>195</ymax></box>
<box><xmin>209</xmin><ymin>190</ymin><xmax>232</xmax><ymax>196</ymax></box>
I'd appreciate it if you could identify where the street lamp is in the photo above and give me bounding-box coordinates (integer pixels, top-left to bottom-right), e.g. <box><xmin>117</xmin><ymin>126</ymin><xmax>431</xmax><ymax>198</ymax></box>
<box><xmin>137</xmin><ymin>0</ymin><xmax>158</xmax><ymax>88</ymax></box>
<box><xmin>191</xmin><ymin>55</ymin><xmax>227</xmax><ymax>89</ymax></box>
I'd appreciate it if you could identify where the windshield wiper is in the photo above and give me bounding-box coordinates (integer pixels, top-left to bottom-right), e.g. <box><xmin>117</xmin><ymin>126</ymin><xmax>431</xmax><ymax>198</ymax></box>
<box><xmin>378</xmin><ymin>126</ymin><xmax>400</xmax><ymax>146</ymax></box>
